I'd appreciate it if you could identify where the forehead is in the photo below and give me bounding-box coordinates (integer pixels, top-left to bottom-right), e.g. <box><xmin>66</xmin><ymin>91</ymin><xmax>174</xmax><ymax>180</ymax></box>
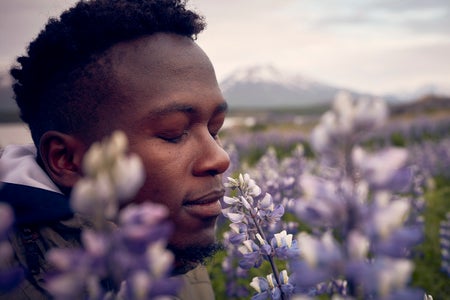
<box><xmin>110</xmin><ymin>33</ymin><xmax>216</xmax><ymax>87</ymax></box>
<box><xmin>98</xmin><ymin>33</ymin><xmax>224</xmax><ymax>127</ymax></box>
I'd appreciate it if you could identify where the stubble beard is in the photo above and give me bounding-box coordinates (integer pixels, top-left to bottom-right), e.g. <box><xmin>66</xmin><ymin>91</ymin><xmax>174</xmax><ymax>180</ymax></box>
<box><xmin>168</xmin><ymin>242</ymin><xmax>224</xmax><ymax>275</ymax></box>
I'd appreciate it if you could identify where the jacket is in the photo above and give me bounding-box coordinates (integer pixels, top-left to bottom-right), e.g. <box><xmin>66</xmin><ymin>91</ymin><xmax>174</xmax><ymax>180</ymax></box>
<box><xmin>0</xmin><ymin>144</ymin><xmax>215</xmax><ymax>299</ymax></box>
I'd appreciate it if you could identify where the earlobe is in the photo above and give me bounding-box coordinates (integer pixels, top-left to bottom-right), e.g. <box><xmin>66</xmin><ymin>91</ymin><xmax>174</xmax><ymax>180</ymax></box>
<box><xmin>39</xmin><ymin>131</ymin><xmax>86</xmax><ymax>191</ymax></box>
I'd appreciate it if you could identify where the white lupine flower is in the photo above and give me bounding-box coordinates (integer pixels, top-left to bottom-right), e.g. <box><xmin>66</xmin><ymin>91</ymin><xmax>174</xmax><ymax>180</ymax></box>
<box><xmin>105</xmin><ymin>131</ymin><xmax>128</xmax><ymax>161</ymax></box>
<box><xmin>354</xmin><ymin>98</ymin><xmax>373</xmax><ymax>128</ymax></box>
<box><xmin>240</xmin><ymin>196</ymin><xmax>253</xmax><ymax>210</ymax></box>
<box><xmin>298</xmin><ymin>231</ymin><xmax>343</xmax><ymax>268</ymax></box>
<box><xmin>331</xmin><ymin>295</ymin><xmax>347</xmax><ymax>300</ymax></box>
<box><xmin>280</xmin><ymin>269</ymin><xmax>289</xmax><ymax>284</ymax></box>
<box><xmin>373</xmin><ymin>191</ymin><xmax>392</xmax><ymax>207</ymax></box>
<box><xmin>292</xmin><ymin>296</ymin><xmax>314</xmax><ymax>300</ymax></box>
<box><xmin>71</xmin><ymin>176</ymin><xmax>114</xmax><ymax>216</ymax></box>
<box><xmin>223</xmin><ymin>196</ymin><xmax>240</xmax><ymax>205</ymax></box>
<box><xmin>321</xmin><ymin>111</ymin><xmax>337</xmax><ymax>133</ymax></box>
<box><xmin>259</xmin><ymin>193</ymin><xmax>273</xmax><ymax>210</ymax></box>
<box><xmin>391</xmin><ymin>259</ymin><xmax>414</xmax><ymax>288</ymax></box>
<box><xmin>274</xmin><ymin>230</ymin><xmax>293</xmax><ymax>248</ymax></box>
<box><xmin>226</xmin><ymin>212</ymin><xmax>245</xmax><ymax>223</ymax></box>
<box><xmin>297</xmin><ymin>232</ymin><xmax>318</xmax><ymax>267</ymax></box>
<box><xmin>82</xmin><ymin>142</ymin><xmax>103</xmax><ymax>177</ymax></box>
<box><xmin>238</xmin><ymin>173</ymin><xmax>245</xmax><ymax>186</ymax></box>
<box><xmin>300</xmin><ymin>174</ymin><xmax>335</xmax><ymax>201</ymax></box>
<box><xmin>229</xmin><ymin>223</ymin><xmax>241</xmax><ymax>234</ymax></box>
<box><xmin>239</xmin><ymin>240</ymin><xmax>256</xmax><ymax>255</ymax></box>
<box><xmin>360</xmin><ymin>98</ymin><xmax>388</xmax><ymax>128</ymax></box>
<box><xmin>333</xmin><ymin>91</ymin><xmax>353</xmax><ymax>115</ymax></box>
<box><xmin>147</xmin><ymin>241</ymin><xmax>174</xmax><ymax>278</ymax></box>
<box><xmin>256</xmin><ymin>233</ymin><xmax>266</xmax><ymax>245</ymax></box>
<box><xmin>347</xmin><ymin>230</ymin><xmax>369</xmax><ymax>260</ymax></box>
<box><xmin>353</xmin><ymin>147</ymin><xmax>408</xmax><ymax>186</ymax></box>
<box><xmin>224</xmin><ymin>176</ymin><xmax>239</xmax><ymax>188</ymax></box>
<box><xmin>424</xmin><ymin>293</ymin><xmax>434</xmax><ymax>300</ymax></box>
<box><xmin>374</xmin><ymin>199</ymin><xmax>410</xmax><ymax>238</ymax></box>
<box><xmin>266</xmin><ymin>273</ymin><xmax>275</xmax><ymax>289</ymax></box>
<box><xmin>248</xmin><ymin>183</ymin><xmax>262</xmax><ymax>198</ymax></box>
<box><xmin>352</xmin><ymin>146</ymin><xmax>365</xmax><ymax>166</ymax></box>
<box><xmin>71</xmin><ymin>131</ymin><xmax>145</xmax><ymax>222</ymax></box>
<box><xmin>311</xmin><ymin>124</ymin><xmax>329</xmax><ymax>153</ymax></box>
<box><xmin>238</xmin><ymin>173</ymin><xmax>261</xmax><ymax>197</ymax></box>
<box><xmin>250</xmin><ymin>277</ymin><xmax>262</xmax><ymax>293</ymax></box>
<box><xmin>130</xmin><ymin>271</ymin><xmax>151</xmax><ymax>300</ymax></box>
<box><xmin>377</xmin><ymin>259</ymin><xmax>413</xmax><ymax>296</ymax></box>
<box><xmin>111</xmin><ymin>153</ymin><xmax>145</xmax><ymax>201</ymax></box>
<box><xmin>334</xmin><ymin>92</ymin><xmax>355</xmax><ymax>134</ymax></box>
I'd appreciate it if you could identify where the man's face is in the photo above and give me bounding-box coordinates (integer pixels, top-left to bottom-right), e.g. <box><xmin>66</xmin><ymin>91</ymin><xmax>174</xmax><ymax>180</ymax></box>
<box><xmin>104</xmin><ymin>34</ymin><xmax>230</xmax><ymax>254</ymax></box>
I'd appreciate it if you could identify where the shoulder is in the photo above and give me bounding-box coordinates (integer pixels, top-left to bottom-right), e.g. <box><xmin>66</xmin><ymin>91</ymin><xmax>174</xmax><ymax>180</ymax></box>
<box><xmin>176</xmin><ymin>265</ymin><xmax>215</xmax><ymax>300</ymax></box>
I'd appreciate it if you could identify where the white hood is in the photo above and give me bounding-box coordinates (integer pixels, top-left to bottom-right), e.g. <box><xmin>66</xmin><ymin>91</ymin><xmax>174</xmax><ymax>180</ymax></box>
<box><xmin>0</xmin><ymin>144</ymin><xmax>62</xmax><ymax>194</ymax></box>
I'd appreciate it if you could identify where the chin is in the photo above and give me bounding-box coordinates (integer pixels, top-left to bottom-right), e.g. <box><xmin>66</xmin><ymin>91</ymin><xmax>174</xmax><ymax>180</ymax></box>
<box><xmin>167</xmin><ymin>241</ymin><xmax>223</xmax><ymax>275</ymax></box>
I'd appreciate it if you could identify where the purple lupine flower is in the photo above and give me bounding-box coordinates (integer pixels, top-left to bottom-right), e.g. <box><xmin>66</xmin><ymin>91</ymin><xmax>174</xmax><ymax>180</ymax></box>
<box><xmin>238</xmin><ymin>239</ymin><xmax>263</xmax><ymax>269</ymax></box>
<box><xmin>46</xmin><ymin>131</ymin><xmax>180</xmax><ymax>299</ymax></box>
<box><xmin>270</xmin><ymin>230</ymin><xmax>298</xmax><ymax>260</ymax></box>
<box><xmin>249</xmin><ymin>270</ymin><xmax>293</xmax><ymax>300</ymax></box>
<box><xmin>71</xmin><ymin>130</ymin><xmax>145</xmax><ymax>226</ymax></box>
<box><xmin>289</xmin><ymin>93</ymin><xmax>425</xmax><ymax>299</ymax></box>
<box><xmin>222</xmin><ymin>173</ymin><xmax>296</xmax><ymax>299</ymax></box>
<box><xmin>440</xmin><ymin>212</ymin><xmax>450</xmax><ymax>276</ymax></box>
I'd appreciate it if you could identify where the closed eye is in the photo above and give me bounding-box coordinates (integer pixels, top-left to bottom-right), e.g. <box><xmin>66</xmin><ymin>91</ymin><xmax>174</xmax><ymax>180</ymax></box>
<box><xmin>158</xmin><ymin>130</ymin><xmax>188</xmax><ymax>143</ymax></box>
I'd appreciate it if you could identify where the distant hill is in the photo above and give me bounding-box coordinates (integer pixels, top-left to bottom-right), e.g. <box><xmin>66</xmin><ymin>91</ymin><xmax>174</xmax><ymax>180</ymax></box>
<box><xmin>390</xmin><ymin>94</ymin><xmax>450</xmax><ymax>116</ymax></box>
<box><xmin>0</xmin><ymin>78</ymin><xmax>16</xmax><ymax>112</ymax></box>
<box><xmin>220</xmin><ymin>65</ymin><xmax>379</xmax><ymax>109</ymax></box>
<box><xmin>0</xmin><ymin>74</ymin><xmax>20</xmax><ymax>122</ymax></box>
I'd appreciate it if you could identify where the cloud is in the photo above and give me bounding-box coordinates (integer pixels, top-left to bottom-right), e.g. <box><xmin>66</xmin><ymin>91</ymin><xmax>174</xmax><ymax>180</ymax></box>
<box><xmin>0</xmin><ymin>0</ymin><xmax>77</xmax><ymax>68</ymax></box>
<box><xmin>1</xmin><ymin>0</ymin><xmax>448</xmax><ymax>95</ymax></box>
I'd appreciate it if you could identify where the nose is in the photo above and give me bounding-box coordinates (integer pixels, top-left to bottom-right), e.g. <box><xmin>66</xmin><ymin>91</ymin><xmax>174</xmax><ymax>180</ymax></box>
<box><xmin>193</xmin><ymin>133</ymin><xmax>230</xmax><ymax>176</ymax></box>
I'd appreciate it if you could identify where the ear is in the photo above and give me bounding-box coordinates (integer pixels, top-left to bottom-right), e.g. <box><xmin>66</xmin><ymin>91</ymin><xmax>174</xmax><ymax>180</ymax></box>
<box><xmin>39</xmin><ymin>131</ymin><xmax>86</xmax><ymax>191</ymax></box>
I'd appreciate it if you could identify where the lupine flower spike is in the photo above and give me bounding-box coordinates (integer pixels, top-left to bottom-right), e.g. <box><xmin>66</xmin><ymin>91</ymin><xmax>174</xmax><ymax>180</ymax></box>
<box><xmin>223</xmin><ymin>173</ymin><xmax>297</xmax><ymax>299</ymax></box>
<box><xmin>46</xmin><ymin>131</ymin><xmax>179</xmax><ymax>299</ymax></box>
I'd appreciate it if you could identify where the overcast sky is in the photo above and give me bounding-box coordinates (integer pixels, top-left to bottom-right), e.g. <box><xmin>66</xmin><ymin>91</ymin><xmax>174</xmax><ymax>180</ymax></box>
<box><xmin>1</xmin><ymin>0</ymin><xmax>449</xmax><ymax>95</ymax></box>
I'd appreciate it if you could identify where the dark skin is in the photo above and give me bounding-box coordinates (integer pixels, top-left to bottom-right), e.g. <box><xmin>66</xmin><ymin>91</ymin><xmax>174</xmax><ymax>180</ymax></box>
<box><xmin>39</xmin><ymin>33</ymin><xmax>230</xmax><ymax>269</ymax></box>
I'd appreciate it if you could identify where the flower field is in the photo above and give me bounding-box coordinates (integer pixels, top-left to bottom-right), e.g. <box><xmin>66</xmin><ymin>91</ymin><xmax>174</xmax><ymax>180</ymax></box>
<box><xmin>1</xmin><ymin>92</ymin><xmax>449</xmax><ymax>299</ymax></box>
<box><xmin>210</xmin><ymin>92</ymin><xmax>450</xmax><ymax>299</ymax></box>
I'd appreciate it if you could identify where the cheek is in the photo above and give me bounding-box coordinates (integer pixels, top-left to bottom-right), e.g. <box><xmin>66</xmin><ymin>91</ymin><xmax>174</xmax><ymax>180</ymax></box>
<box><xmin>131</xmin><ymin>147</ymin><xmax>187</xmax><ymax>205</ymax></box>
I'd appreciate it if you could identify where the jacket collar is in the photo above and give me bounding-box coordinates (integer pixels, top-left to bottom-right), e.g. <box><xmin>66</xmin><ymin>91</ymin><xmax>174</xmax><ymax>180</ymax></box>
<box><xmin>0</xmin><ymin>144</ymin><xmax>72</xmax><ymax>226</ymax></box>
<box><xmin>0</xmin><ymin>144</ymin><xmax>61</xmax><ymax>194</ymax></box>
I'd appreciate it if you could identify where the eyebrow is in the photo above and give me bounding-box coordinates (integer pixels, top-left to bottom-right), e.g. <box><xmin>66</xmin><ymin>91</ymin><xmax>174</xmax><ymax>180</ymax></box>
<box><xmin>149</xmin><ymin>101</ymin><xmax>228</xmax><ymax>118</ymax></box>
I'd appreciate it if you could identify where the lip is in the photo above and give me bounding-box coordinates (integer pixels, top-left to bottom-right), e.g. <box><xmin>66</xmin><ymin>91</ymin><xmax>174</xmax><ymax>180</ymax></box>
<box><xmin>183</xmin><ymin>189</ymin><xmax>225</xmax><ymax>219</ymax></box>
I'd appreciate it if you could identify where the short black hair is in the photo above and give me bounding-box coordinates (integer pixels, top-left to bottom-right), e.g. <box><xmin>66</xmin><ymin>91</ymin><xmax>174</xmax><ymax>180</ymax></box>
<box><xmin>10</xmin><ymin>0</ymin><xmax>205</xmax><ymax>146</ymax></box>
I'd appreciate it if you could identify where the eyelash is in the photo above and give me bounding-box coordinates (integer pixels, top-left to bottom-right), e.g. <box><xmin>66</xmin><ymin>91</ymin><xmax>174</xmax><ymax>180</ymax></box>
<box><xmin>160</xmin><ymin>130</ymin><xmax>189</xmax><ymax>143</ymax></box>
<box><xmin>159</xmin><ymin>127</ymin><xmax>221</xmax><ymax>144</ymax></box>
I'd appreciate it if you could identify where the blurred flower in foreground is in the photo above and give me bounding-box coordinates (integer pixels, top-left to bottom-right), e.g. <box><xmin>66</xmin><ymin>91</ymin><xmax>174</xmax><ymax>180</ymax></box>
<box><xmin>71</xmin><ymin>131</ymin><xmax>145</xmax><ymax>225</ymax></box>
<box><xmin>46</xmin><ymin>131</ymin><xmax>179</xmax><ymax>299</ymax></box>
<box><xmin>0</xmin><ymin>203</ymin><xmax>24</xmax><ymax>292</ymax></box>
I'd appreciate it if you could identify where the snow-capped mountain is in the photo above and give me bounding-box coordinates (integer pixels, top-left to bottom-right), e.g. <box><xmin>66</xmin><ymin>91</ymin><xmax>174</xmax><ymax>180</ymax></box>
<box><xmin>219</xmin><ymin>65</ymin><xmax>363</xmax><ymax>108</ymax></box>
